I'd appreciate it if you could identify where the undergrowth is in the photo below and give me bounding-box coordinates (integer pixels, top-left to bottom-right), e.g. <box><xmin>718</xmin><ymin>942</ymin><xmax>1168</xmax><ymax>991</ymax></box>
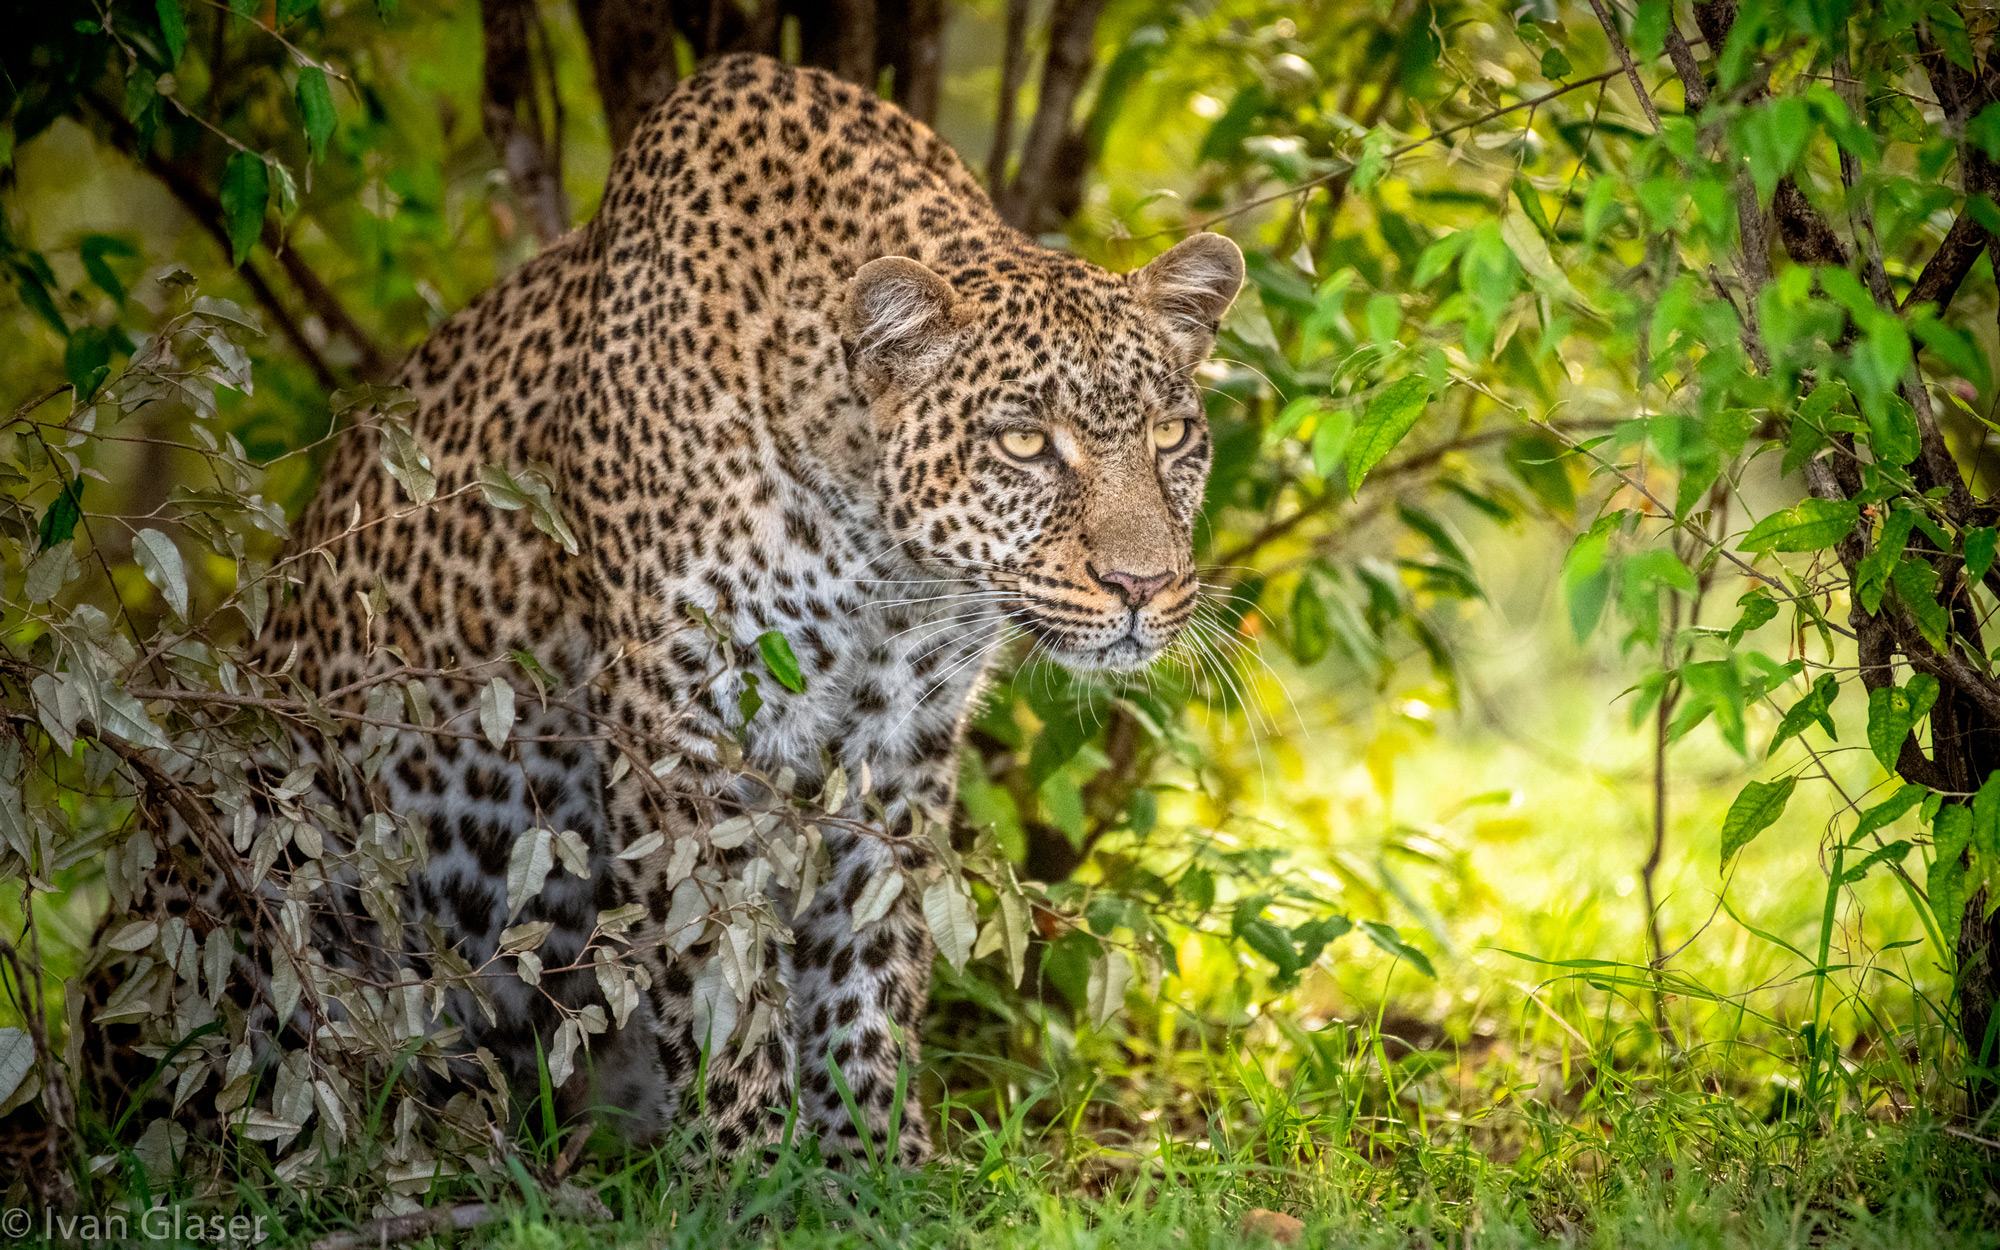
<box><xmin>57</xmin><ymin>938</ymin><xmax>2000</xmax><ymax>1248</ymax></box>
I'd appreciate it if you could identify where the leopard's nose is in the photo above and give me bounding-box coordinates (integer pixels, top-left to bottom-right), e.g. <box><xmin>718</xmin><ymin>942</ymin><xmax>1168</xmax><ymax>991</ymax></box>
<box><xmin>1089</xmin><ymin>564</ymin><xmax>1173</xmax><ymax>608</ymax></box>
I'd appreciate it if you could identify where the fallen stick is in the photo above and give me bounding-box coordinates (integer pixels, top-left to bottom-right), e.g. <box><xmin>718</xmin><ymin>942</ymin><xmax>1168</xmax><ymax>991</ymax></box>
<box><xmin>308</xmin><ymin>1202</ymin><xmax>499</xmax><ymax>1250</ymax></box>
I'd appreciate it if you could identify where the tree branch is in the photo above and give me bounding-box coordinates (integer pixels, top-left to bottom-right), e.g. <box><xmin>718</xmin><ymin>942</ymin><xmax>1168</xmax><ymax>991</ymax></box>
<box><xmin>1771</xmin><ymin>178</ymin><xmax>1850</xmax><ymax>265</ymax></box>
<box><xmin>1214</xmin><ymin>421</ymin><xmax>1616</xmax><ymax>570</ymax></box>
<box><xmin>1833</xmin><ymin>55</ymin><xmax>1978</xmax><ymax>522</ymax></box>
<box><xmin>81</xmin><ymin>92</ymin><xmax>391</xmax><ymax>383</ymax></box>
<box><xmin>998</xmin><ymin>0</ymin><xmax>1107</xmax><ymax>232</ymax></box>
<box><xmin>1899</xmin><ymin>15</ymin><xmax>2000</xmax><ymax>319</ymax></box>
<box><xmin>1901</xmin><ymin>212</ymin><xmax>1989</xmax><ymax>313</ymax></box>
<box><xmin>1664</xmin><ymin>24</ymin><xmax>1708</xmax><ymax>111</ymax></box>
<box><xmin>1585</xmin><ymin>0</ymin><xmax>1662</xmax><ymax>131</ymax></box>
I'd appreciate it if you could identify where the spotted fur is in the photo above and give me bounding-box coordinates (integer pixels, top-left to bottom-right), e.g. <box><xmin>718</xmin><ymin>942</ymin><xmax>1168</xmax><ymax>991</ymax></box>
<box><xmin>110</xmin><ymin>54</ymin><xmax>1241</xmax><ymax>1160</ymax></box>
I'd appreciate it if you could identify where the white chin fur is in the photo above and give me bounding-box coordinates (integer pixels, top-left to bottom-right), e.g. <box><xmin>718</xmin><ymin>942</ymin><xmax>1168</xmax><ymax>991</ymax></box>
<box><xmin>1053</xmin><ymin>635</ymin><xmax>1156</xmax><ymax>674</ymax></box>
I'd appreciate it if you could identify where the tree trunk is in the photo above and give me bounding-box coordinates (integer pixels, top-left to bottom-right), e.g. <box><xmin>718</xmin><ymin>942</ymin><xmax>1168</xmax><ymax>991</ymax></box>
<box><xmin>1671</xmin><ymin>0</ymin><xmax>2000</xmax><ymax>1127</ymax></box>
<box><xmin>877</xmin><ymin>0</ymin><xmax>944</xmax><ymax>124</ymax></box>
<box><xmin>997</xmin><ymin>0</ymin><xmax>1106</xmax><ymax>233</ymax></box>
<box><xmin>576</xmin><ymin>0</ymin><xmax>680</xmax><ymax>152</ymax></box>
<box><xmin>985</xmin><ymin>0</ymin><xmax>1030</xmax><ymax>192</ymax></box>
<box><xmin>481</xmin><ymin>0</ymin><xmax>571</xmax><ymax>245</ymax></box>
<box><xmin>830</xmin><ymin>0</ymin><xmax>878</xmax><ymax>86</ymax></box>
<box><xmin>1961</xmin><ymin>891</ymin><xmax>2000</xmax><ymax>1119</ymax></box>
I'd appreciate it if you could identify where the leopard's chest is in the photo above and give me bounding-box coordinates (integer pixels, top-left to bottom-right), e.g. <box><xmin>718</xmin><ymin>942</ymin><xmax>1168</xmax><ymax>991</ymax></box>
<box><xmin>665</xmin><ymin>484</ymin><xmax>1002</xmax><ymax>789</ymax></box>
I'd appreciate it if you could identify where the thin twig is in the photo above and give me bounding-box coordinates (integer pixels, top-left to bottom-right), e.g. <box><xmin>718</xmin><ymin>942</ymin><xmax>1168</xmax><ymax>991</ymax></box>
<box><xmin>1138</xmin><ymin>68</ymin><xmax>1627</xmax><ymax>241</ymax></box>
<box><xmin>1585</xmin><ymin>0</ymin><xmax>1662</xmax><ymax>132</ymax></box>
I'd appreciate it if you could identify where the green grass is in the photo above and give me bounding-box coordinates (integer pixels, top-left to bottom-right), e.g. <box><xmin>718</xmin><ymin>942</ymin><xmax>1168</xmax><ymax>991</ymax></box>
<box><xmin>134</xmin><ymin>1080</ymin><xmax>1997</xmax><ymax>1249</ymax></box>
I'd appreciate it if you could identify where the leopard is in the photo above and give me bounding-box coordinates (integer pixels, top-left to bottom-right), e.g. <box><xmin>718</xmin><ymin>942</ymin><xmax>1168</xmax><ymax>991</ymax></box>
<box><xmin>88</xmin><ymin>52</ymin><xmax>1243</xmax><ymax>1165</ymax></box>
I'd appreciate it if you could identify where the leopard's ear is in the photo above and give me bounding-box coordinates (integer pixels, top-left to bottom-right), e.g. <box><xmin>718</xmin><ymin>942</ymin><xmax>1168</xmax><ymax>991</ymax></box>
<box><xmin>845</xmin><ymin>256</ymin><xmax>963</xmax><ymax>388</ymax></box>
<box><xmin>1133</xmin><ymin>232</ymin><xmax>1245</xmax><ymax>362</ymax></box>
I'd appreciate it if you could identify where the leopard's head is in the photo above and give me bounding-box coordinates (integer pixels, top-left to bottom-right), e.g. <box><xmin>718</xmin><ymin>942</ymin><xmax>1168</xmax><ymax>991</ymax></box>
<box><xmin>845</xmin><ymin>233</ymin><xmax>1244</xmax><ymax>673</ymax></box>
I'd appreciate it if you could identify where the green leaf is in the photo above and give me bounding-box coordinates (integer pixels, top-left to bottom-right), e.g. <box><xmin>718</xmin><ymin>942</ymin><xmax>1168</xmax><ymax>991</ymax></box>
<box><xmin>1931</xmin><ymin>803</ymin><xmax>1973</xmax><ymax>948</ymax></box>
<box><xmin>1971</xmin><ymin>103</ymin><xmax>2000</xmax><ymax>162</ymax></box>
<box><xmin>131</xmin><ymin>528</ymin><xmax>189</xmax><ymax>619</ymax></box>
<box><xmin>1176</xmin><ymin>865</ymin><xmax>1216</xmax><ymax>913</ymax></box>
<box><xmin>63</xmin><ymin>327</ymin><xmax>113</xmax><ymax>400</ymax></box>
<box><xmin>1892</xmin><ymin>557</ymin><xmax>1950</xmax><ymax>652</ymax></box>
<box><xmin>1364</xmin><ymin>292</ymin><xmax>1401</xmax><ymax>344</ymax></box>
<box><xmin>757</xmin><ymin>630</ymin><xmax>807</xmax><ymax>693</ymax></box>
<box><xmin>1727</xmin><ymin>590</ymin><xmax>1779</xmax><ymax>645</ymax></box>
<box><xmin>1350</xmin><ymin>125</ymin><xmax>1395</xmax><ymax>194</ymax></box>
<box><xmin>1720</xmin><ymin>776</ymin><xmax>1797</xmax><ymax>867</ymax></box>
<box><xmin>1359</xmin><ymin>919</ymin><xmax>1435</xmax><ymax>978</ymax></box>
<box><xmin>96</xmin><ymin>685</ymin><xmax>172</xmax><ymax>750</ymax></box>
<box><xmin>1975</xmin><ymin>771</ymin><xmax>2000</xmax><ymax>861</ymax></box>
<box><xmin>219</xmin><ymin>151</ymin><xmax>269</xmax><ymax>267</ymax></box>
<box><xmin>1040</xmin><ymin>771</ymin><xmax>1085</xmax><ymax>843</ymax></box>
<box><xmin>1839</xmin><ymin>840</ymin><xmax>1913</xmax><ymax>885</ymax></box>
<box><xmin>1412</xmin><ymin>230</ymin><xmax>1472</xmax><ymax>287</ymax></box>
<box><xmin>1912</xmin><ymin>315</ymin><xmax>1991</xmax><ymax>393</ymax></box>
<box><xmin>1681</xmin><ymin>659</ymin><xmax>1748</xmax><ymax>755</ymax></box>
<box><xmin>1238</xmin><ymin>919</ymin><xmax>1300</xmax><ymax>980</ymax></box>
<box><xmin>1560</xmin><ymin>516</ymin><xmax>1616</xmax><ymax>644</ymax></box>
<box><xmin>1853</xmin><ymin>784</ymin><xmax>1926</xmax><ymax>841</ymax></box>
<box><xmin>1310</xmin><ymin>409</ymin><xmax>1351</xmax><ymax>480</ymax></box>
<box><xmin>156</xmin><ymin>0</ymin><xmax>187</xmax><ymax>64</ymax></box>
<box><xmin>1344</xmin><ymin>376</ymin><xmax>1432</xmax><ymax>494</ymax></box>
<box><xmin>80</xmin><ymin>234</ymin><xmax>137</xmax><ymax>305</ymax></box>
<box><xmin>476</xmin><ymin>461</ymin><xmax>578</xmax><ymax>555</ymax></box>
<box><xmin>1506</xmin><ymin>431</ymin><xmax>1575</xmax><ymax>514</ymax></box>
<box><xmin>1965</xmin><ymin>527</ymin><xmax>1998</xmax><ymax>582</ymax></box>
<box><xmin>1930</xmin><ymin>0</ymin><xmax>1975</xmax><ymax>72</ymax></box>
<box><xmin>1511</xmin><ymin>175</ymin><xmax>1553</xmax><ymax>238</ymax></box>
<box><xmin>1290</xmin><ymin>577</ymin><xmax>1331</xmax><ymax>665</ymax></box>
<box><xmin>296</xmin><ymin>67</ymin><xmax>337</xmax><ymax>165</ymax></box>
<box><xmin>10</xmin><ymin>254</ymin><xmax>67</xmax><ymax>335</ymax></box>
<box><xmin>504</xmin><ymin>827</ymin><xmax>554</xmax><ymax>916</ymax></box>
<box><xmin>24</xmin><ymin>543</ymin><xmax>81</xmax><ymax>603</ymax></box>
<box><xmin>1630</xmin><ymin>0</ymin><xmax>1670</xmax><ymax>59</ymax></box>
<box><xmin>1293</xmin><ymin>914</ymin><xmax>1352</xmax><ymax>967</ymax></box>
<box><xmin>270</xmin><ymin>157</ymin><xmax>299</xmax><ymax>221</ymax></box>
<box><xmin>1867</xmin><ymin>675</ymin><xmax>1939</xmax><ymax>771</ymax></box>
<box><xmin>1739</xmin><ymin>498</ymin><xmax>1859</xmax><ymax>553</ymax></box>
<box><xmin>36</xmin><ymin>478</ymin><xmax>83</xmax><ymax>550</ymax></box>
<box><xmin>1540</xmin><ymin>47</ymin><xmax>1572</xmax><ymax>78</ymax></box>
<box><xmin>1219</xmin><ymin>285</ymin><xmax>1280</xmax><ymax>354</ymax></box>
<box><xmin>1855</xmin><ymin>511</ymin><xmax>1914</xmax><ymax>614</ymax></box>
<box><xmin>1768</xmin><ymin>673</ymin><xmax>1839</xmax><ymax>755</ymax></box>
<box><xmin>1867</xmin><ymin>394</ymin><xmax>1920</xmax><ymax>467</ymax></box>
<box><xmin>0</xmin><ymin>1029</ymin><xmax>32</xmax><ymax>1110</ymax></box>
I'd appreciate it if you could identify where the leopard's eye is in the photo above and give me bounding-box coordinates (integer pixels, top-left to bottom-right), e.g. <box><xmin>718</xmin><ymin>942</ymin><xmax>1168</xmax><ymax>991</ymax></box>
<box><xmin>1151</xmin><ymin>418</ymin><xmax>1190</xmax><ymax>452</ymax></box>
<box><xmin>998</xmin><ymin>428</ymin><xmax>1048</xmax><ymax>460</ymax></box>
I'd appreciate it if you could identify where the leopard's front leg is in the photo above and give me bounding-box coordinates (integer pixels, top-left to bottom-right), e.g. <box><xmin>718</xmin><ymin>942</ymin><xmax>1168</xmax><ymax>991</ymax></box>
<box><xmin>596</xmin><ymin>760</ymin><xmax>800</xmax><ymax>1154</ymax></box>
<box><xmin>790</xmin><ymin>750</ymin><xmax>958</xmax><ymax>1164</ymax></box>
